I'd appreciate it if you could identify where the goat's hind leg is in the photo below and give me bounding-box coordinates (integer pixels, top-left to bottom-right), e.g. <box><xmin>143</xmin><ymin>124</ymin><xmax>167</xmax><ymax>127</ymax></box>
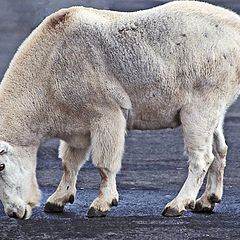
<box><xmin>87</xmin><ymin>109</ymin><xmax>126</xmax><ymax>217</ymax></box>
<box><xmin>44</xmin><ymin>135</ymin><xmax>90</xmax><ymax>212</ymax></box>
<box><xmin>194</xmin><ymin>118</ymin><xmax>228</xmax><ymax>212</ymax></box>
<box><xmin>162</xmin><ymin>102</ymin><xmax>219</xmax><ymax>217</ymax></box>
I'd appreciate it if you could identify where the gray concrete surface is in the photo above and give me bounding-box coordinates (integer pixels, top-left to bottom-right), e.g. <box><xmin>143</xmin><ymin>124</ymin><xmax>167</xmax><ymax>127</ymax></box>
<box><xmin>0</xmin><ymin>0</ymin><xmax>240</xmax><ymax>239</ymax></box>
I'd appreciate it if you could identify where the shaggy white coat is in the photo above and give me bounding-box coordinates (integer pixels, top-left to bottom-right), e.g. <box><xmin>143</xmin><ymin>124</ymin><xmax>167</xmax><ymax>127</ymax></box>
<box><xmin>0</xmin><ymin>1</ymin><xmax>239</xmax><ymax>219</ymax></box>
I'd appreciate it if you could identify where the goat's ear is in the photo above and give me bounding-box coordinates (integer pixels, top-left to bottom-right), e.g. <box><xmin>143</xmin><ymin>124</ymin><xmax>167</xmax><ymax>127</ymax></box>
<box><xmin>0</xmin><ymin>142</ymin><xmax>11</xmax><ymax>155</ymax></box>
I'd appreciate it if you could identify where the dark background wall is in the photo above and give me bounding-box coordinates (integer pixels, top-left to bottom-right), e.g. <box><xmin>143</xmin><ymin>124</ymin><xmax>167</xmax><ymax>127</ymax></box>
<box><xmin>0</xmin><ymin>0</ymin><xmax>240</xmax><ymax>79</ymax></box>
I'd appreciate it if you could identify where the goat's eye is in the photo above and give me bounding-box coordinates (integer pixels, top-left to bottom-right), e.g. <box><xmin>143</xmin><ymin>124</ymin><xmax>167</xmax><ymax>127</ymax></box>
<box><xmin>0</xmin><ymin>164</ymin><xmax>5</xmax><ymax>171</ymax></box>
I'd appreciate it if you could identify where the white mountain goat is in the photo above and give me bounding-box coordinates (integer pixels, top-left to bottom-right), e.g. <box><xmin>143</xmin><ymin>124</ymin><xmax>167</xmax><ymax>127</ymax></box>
<box><xmin>0</xmin><ymin>0</ymin><xmax>240</xmax><ymax>219</ymax></box>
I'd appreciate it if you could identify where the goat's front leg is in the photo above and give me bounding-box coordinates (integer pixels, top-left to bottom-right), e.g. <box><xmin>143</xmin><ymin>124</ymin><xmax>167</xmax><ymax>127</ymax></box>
<box><xmin>87</xmin><ymin>108</ymin><xmax>126</xmax><ymax>217</ymax></box>
<box><xmin>44</xmin><ymin>136</ymin><xmax>90</xmax><ymax>213</ymax></box>
<box><xmin>88</xmin><ymin>168</ymin><xmax>119</xmax><ymax>217</ymax></box>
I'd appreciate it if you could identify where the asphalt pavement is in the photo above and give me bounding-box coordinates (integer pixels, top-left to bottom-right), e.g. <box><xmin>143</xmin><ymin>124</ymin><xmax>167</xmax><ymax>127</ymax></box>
<box><xmin>0</xmin><ymin>0</ymin><xmax>240</xmax><ymax>239</ymax></box>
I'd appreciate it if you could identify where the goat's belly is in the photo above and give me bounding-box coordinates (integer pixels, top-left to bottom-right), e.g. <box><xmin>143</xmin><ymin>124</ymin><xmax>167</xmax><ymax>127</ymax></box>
<box><xmin>127</xmin><ymin>108</ymin><xmax>181</xmax><ymax>130</ymax></box>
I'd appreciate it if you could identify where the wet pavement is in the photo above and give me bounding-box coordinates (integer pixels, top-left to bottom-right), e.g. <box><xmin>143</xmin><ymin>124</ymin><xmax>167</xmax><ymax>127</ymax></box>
<box><xmin>1</xmin><ymin>121</ymin><xmax>240</xmax><ymax>239</ymax></box>
<box><xmin>0</xmin><ymin>0</ymin><xmax>240</xmax><ymax>239</ymax></box>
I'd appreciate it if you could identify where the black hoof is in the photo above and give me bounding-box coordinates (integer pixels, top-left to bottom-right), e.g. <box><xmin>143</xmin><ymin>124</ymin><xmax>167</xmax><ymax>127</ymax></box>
<box><xmin>188</xmin><ymin>201</ymin><xmax>195</xmax><ymax>210</ymax></box>
<box><xmin>162</xmin><ymin>207</ymin><xmax>183</xmax><ymax>217</ymax></box>
<box><xmin>210</xmin><ymin>194</ymin><xmax>221</xmax><ymax>203</ymax></box>
<box><xmin>193</xmin><ymin>201</ymin><xmax>214</xmax><ymax>213</ymax></box>
<box><xmin>44</xmin><ymin>202</ymin><xmax>64</xmax><ymax>213</ymax></box>
<box><xmin>8</xmin><ymin>212</ymin><xmax>18</xmax><ymax>219</ymax></box>
<box><xmin>111</xmin><ymin>198</ymin><xmax>118</xmax><ymax>207</ymax></box>
<box><xmin>87</xmin><ymin>207</ymin><xmax>107</xmax><ymax>218</ymax></box>
<box><xmin>68</xmin><ymin>195</ymin><xmax>75</xmax><ymax>204</ymax></box>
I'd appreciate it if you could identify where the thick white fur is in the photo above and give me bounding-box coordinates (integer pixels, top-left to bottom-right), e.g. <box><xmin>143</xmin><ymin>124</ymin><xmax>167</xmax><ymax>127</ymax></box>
<box><xmin>0</xmin><ymin>1</ymin><xmax>240</xmax><ymax>218</ymax></box>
